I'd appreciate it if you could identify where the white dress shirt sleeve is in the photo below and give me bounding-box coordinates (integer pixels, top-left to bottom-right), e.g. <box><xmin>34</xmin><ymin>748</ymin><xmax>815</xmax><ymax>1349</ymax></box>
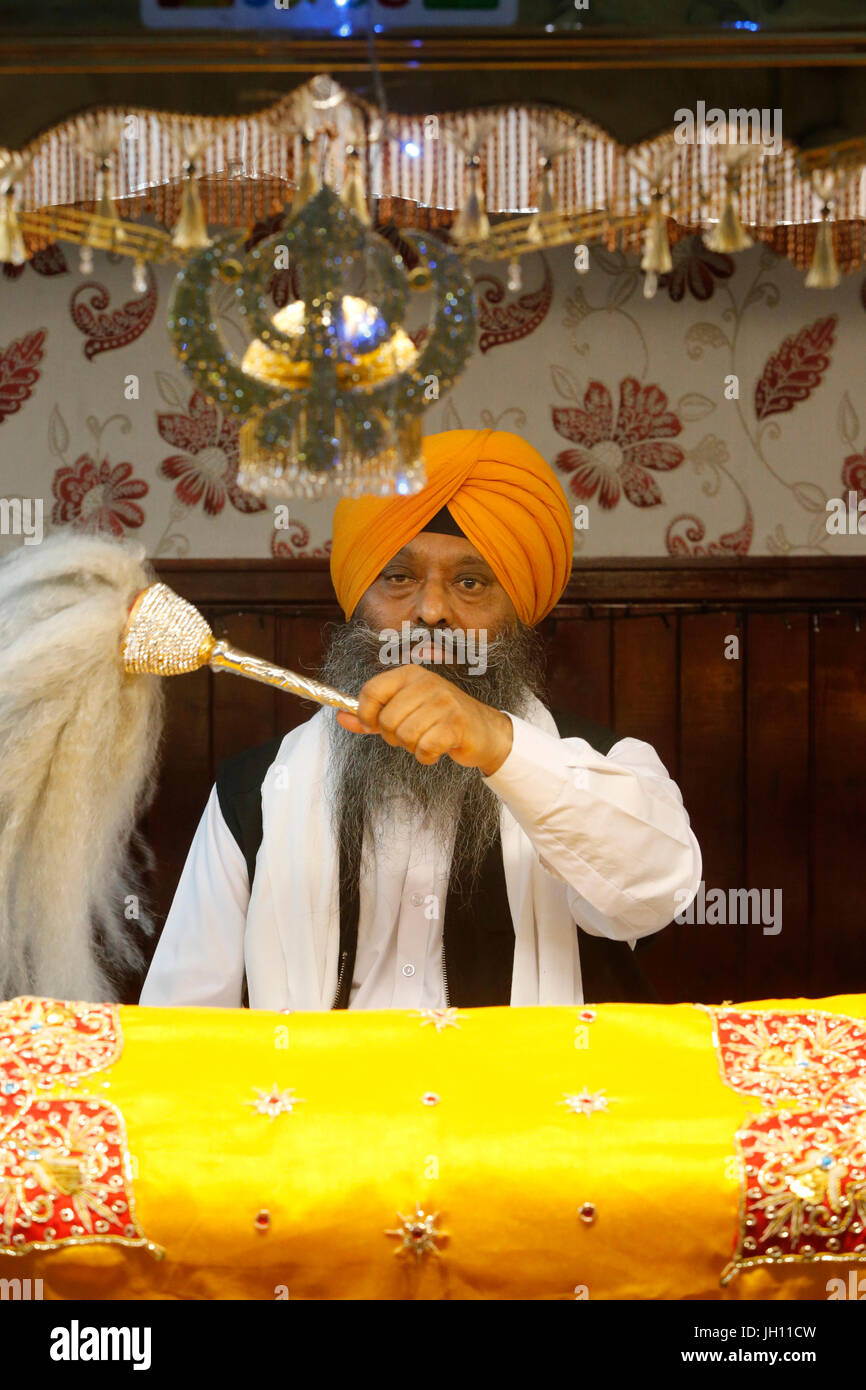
<box><xmin>481</xmin><ymin>712</ymin><xmax>702</xmax><ymax>941</ymax></box>
<box><xmin>139</xmin><ymin>784</ymin><xmax>250</xmax><ymax>1007</ymax></box>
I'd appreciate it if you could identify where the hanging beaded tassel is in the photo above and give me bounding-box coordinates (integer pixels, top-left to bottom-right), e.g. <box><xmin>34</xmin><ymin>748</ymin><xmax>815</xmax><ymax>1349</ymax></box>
<box><xmin>641</xmin><ymin>189</ymin><xmax>673</xmax><ymax>274</ymax></box>
<box><xmin>705</xmin><ymin>145</ymin><xmax>756</xmax><ymax>253</ymax></box>
<box><xmin>293</xmin><ymin>134</ymin><xmax>320</xmax><ymax>212</ymax></box>
<box><xmin>0</xmin><ymin>188</ymin><xmax>26</xmax><ymax>265</ymax></box>
<box><xmin>526</xmin><ymin>157</ymin><xmax>557</xmax><ymax>245</ymax></box>
<box><xmin>95</xmin><ymin>155</ymin><xmax>126</xmax><ymax>240</ymax></box>
<box><xmin>172</xmin><ymin>159</ymin><xmax>212</xmax><ymax>251</ymax></box>
<box><xmin>339</xmin><ymin>146</ymin><xmax>370</xmax><ymax>226</ymax></box>
<box><xmin>805</xmin><ymin>169</ymin><xmax>843</xmax><ymax>289</ymax></box>
<box><xmin>451</xmin><ymin>155</ymin><xmax>489</xmax><ymax>243</ymax></box>
<box><xmin>805</xmin><ymin>206</ymin><xmax>840</xmax><ymax>289</ymax></box>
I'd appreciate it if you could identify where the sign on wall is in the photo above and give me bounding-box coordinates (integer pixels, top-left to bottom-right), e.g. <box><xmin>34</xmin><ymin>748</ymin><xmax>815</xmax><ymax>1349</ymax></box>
<box><xmin>140</xmin><ymin>0</ymin><xmax>519</xmax><ymax>32</ymax></box>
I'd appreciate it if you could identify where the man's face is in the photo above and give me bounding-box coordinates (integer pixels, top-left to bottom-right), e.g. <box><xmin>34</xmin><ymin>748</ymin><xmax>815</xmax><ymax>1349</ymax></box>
<box><xmin>320</xmin><ymin>531</ymin><xmax>544</xmax><ymax>890</ymax></box>
<box><xmin>356</xmin><ymin>531</ymin><xmax>518</xmax><ymax>647</ymax></box>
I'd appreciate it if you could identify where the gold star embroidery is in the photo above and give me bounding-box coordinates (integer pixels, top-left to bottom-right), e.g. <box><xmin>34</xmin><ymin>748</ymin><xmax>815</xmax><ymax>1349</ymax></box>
<box><xmin>560</xmin><ymin>1087</ymin><xmax>612</xmax><ymax>1117</ymax></box>
<box><xmin>412</xmin><ymin>1008</ymin><xmax>466</xmax><ymax>1033</ymax></box>
<box><xmin>245</xmin><ymin>1085</ymin><xmax>305</xmax><ymax>1120</ymax></box>
<box><xmin>386</xmin><ymin>1203</ymin><xmax>447</xmax><ymax>1260</ymax></box>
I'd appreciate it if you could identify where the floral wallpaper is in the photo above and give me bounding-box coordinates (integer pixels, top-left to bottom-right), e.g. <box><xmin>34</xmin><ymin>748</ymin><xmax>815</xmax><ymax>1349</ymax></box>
<box><xmin>1</xmin><ymin>227</ymin><xmax>865</xmax><ymax>560</ymax></box>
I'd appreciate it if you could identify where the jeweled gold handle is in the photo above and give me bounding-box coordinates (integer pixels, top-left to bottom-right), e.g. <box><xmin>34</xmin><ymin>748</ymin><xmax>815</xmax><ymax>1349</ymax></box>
<box><xmin>208</xmin><ymin>641</ymin><xmax>359</xmax><ymax>714</ymax></box>
<box><xmin>121</xmin><ymin>582</ymin><xmax>359</xmax><ymax>715</ymax></box>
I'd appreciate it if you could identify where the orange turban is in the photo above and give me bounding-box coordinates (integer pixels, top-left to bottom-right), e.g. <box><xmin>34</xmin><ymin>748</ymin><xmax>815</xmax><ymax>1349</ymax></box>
<box><xmin>329</xmin><ymin>429</ymin><xmax>574</xmax><ymax>627</ymax></box>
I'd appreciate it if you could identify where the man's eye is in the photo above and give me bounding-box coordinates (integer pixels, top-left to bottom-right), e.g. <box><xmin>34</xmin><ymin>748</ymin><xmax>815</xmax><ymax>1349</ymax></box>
<box><xmin>458</xmin><ymin>576</ymin><xmax>484</xmax><ymax>590</ymax></box>
<box><xmin>384</xmin><ymin>572</ymin><xmax>412</xmax><ymax>583</ymax></box>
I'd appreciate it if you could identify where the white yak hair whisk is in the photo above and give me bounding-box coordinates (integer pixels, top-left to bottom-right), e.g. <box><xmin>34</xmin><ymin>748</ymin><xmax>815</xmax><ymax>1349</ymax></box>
<box><xmin>0</xmin><ymin>533</ymin><xmax>163</xmax><ymax>1002</ymax></box>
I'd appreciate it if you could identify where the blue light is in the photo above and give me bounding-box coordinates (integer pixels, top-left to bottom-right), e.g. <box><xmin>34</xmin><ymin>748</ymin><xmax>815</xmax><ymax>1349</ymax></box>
<box><xmin>726</xmin><ymin>19</ymin><xmax>760</xmax><ymax>29</ymax></box>
<box><xmin>403</xmin><ymin>141</ymin><xmax>421</xmax><ymax>158</ymax></box>
<box><xmin>338</xmin><ymin>22</ymin><xmax>351</xmax><ymax>36</ymax></box>
<box><xmin>335</xmin><ymin>0</ymin><xmax>349</xmax><ymax>6</ymax></box>
<box><xmin>374</xmin><ymin>23</ymin><xmax>383</xmax><ymax>33</ymax></box>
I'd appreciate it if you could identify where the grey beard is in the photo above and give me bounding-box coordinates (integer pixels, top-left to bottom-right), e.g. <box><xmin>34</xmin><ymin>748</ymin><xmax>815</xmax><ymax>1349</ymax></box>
<box><xmin>319</xmin><ymin>611</ymin><xmax>547</xmax><ymax>896</ymax></box>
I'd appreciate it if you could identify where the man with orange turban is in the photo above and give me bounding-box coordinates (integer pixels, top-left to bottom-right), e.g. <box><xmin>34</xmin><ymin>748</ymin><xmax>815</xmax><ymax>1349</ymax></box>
<box><xmin>142</xmin><ymin>428</ymin><xmax>701</xmax><ymax>1012</ymax></box>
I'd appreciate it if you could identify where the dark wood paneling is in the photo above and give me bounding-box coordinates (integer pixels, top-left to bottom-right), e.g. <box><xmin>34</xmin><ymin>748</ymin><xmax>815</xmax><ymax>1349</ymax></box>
<box><xmin>276</xmin><ymin>614</ymin><xmax>335</xmax><ymax>736</ymax></box>
<box><xmin>666</xmin><ymin>612</ymin><xmax>744</xmax><ymax>1004</ymax></box>
<box><xmin>154</xmin><ymin>556</ymin><xmax>866</xmax><ymax>609</ymax></box>
<box><xmin>744</xmin><ymin>613</ymin><xmax>810</xmax><ymax>1001</ymax></box>
<box><xmin>141</xmin><ymin>663</ymin><xmax>211</xmax><ymax>955</ymax></box>
<box><xmin>609</xmin><ymin>613</ymin><xmax>680</xmax><ymax>998</ymax></box>
<box><xmin>541</xmin><ymin>613</ymin><xmax>611</xmax><ymax>726</ymax></box>
<box><xmin>812</xmin><ymin>612</ymin><xmax>866</xmax><ymax>997</ymax></box>
<box><xmin>611</xmin><ymin>613</ymin><xmax>678</xmax><ymax>775</ymax></box>
<box><xmin>212</xmin><ymin>613</ymin><xmax>279</xmax><ymax>766</ymax></box>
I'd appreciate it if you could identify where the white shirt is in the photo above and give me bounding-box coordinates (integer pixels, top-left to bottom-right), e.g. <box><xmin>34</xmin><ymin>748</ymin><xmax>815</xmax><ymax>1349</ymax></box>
<box><xmin>140</xmin><ymin>697</ymin><xmax>701</xmax><ymax>1011</ymax></box>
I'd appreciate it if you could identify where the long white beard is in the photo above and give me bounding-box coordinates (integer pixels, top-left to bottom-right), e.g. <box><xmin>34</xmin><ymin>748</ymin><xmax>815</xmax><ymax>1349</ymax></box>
<box><xmin>0</xmin><ymin>534</ymin><xmax>163</xmax><ymax>1002</ymax></box>
<box><xmin>318</xmin><ymin>612</ymin><xmax>547</xmax><ymax>894</ymax></box>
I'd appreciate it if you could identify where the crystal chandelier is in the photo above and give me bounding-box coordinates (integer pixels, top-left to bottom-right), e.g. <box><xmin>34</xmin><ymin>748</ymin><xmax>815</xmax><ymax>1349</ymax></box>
<box><xmin>168</xmin><ymin>182</ymin><xmax>477</xmax><ymax>501</ymax></box>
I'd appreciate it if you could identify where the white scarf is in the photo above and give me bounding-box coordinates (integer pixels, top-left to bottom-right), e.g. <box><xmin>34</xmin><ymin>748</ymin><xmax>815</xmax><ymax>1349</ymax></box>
<box><xmin>243</xmin><ymin>694</ymin><xmax>584</xmax><ymax>1010</ymax></box>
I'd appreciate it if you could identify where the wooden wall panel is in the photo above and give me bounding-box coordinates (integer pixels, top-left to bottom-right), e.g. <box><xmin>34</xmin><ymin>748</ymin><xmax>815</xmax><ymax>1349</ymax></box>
<box><xmin>611</xmin><ymin>613</ymin><xmax>678</xmax><ymax>774</ymax></box>
<box><xmin>660</xmin><ymin>612</ymin><xmax>745</xmax><ymax>1004</ymax></box>
<box><xmin>610</xmin><ymin>614</ymin><xmax>680</xmax><ymax>999</ymax></box>
<box><xmin>277</xmin><ymin>613</ymin><xmax>336</xmax><ymax>737</ymax></box>
<box><xmin>212</xmin><ymin>612</ymin><xmax>279</xmax><ymax>765</ymax></box>
<box><xmin>140</xmin><ymin>663</ymin><xmax>211</xmax><ymax>968</ymax></box>
<box><xmin>812</xmin><ymin>613</ymin><xmax>866</xmax><ymax>997</ymax></box>
<box><xmin>542</xmin><ymin>613</ymin><xmax>611</xmax><ymax>725</ymax></box>
<box><xmin>743</xmin><ymin>613</ymin><xmax>810</xmax><ymax>1001</ymax></box>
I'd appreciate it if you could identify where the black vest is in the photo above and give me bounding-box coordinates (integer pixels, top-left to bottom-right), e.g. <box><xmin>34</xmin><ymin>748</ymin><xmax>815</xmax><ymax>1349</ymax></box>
<box><xmin>215</xmin><ymin>707</ymin><xmax>658</xmax><ymax>1008</ymax></box>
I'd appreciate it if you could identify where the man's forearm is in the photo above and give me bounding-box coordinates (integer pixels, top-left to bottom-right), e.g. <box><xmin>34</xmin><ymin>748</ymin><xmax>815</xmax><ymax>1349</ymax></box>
<box><xmin>480</xmin><ymin>712</ymin><xmax>701</xmax><ymax>932</ymax></box>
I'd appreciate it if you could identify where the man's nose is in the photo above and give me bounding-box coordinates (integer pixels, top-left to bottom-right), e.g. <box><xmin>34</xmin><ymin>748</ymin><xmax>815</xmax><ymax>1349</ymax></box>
<box><xmin>414</xmin><ymin>578</ymin><xmax>456</xmax><ymax>627</ymax></box>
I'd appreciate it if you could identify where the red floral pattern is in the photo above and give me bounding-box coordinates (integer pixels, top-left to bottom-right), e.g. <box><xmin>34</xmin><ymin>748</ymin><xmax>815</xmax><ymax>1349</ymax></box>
<box><xmin>659</xmin><ymin>236</ymin><xmax>734</xmax><ymax>302</ymax></box>
<box><xmin>158</xmin><ymin>389</ymin><xmax>266</xmax><ymax>517</ymax></box>
<box><xmin>665</xmin><ymin>508</ymin><xmax>753</xmax><ymax>556</ymax></box>
<box><xmin>52</xmin><ymin>456</ymin><xmax>148</xmax><ymax>536</ymax></box>
<box><xmin>0</xmin><ymin>328</ymin><xmax>46</xmax><ymax>423</ymax></box>
<box><xmin>271</xmin><ymin>521</ymin><xmax>332</xmax><ymax>559</ymax></box>
<box><xmin>2</xmin><ymin>243</ymin><xmax>69</xmax><ymax>279</ymax></box>
<box><xmin>70</xmin><ymin>273</ymin><xmax>157</xmax><ymax>360</ymax></box>
<box><xmin>708</xmin><ymin>1008</ymin><xmax>866</xmax><ymax>1285</ymax></box>
<box><xmin>475</xmin><ymin>257</ymin><xmax>553</xmax><ymax>354</ymax></box>
<box><xmin>553</xmin><ymin>377</ymin><xmax>684</xmax><ymax>509</ymax></box>
<box><xmin>754</xmin><ymin>316</ymin><xmax>836</xmax><ymax>422</ymax></box>
<box><xmin>842</xmin><ymin>451</ymin><xmax>866</xmax><ymax>506</ymax></box>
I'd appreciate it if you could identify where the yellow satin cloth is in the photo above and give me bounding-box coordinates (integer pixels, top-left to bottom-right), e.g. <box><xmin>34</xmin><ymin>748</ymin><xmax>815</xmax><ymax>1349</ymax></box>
<box><xmin>3</xmin><ymin>994</ymin><xmax>866</xmax><ymax>1300</ymax></box>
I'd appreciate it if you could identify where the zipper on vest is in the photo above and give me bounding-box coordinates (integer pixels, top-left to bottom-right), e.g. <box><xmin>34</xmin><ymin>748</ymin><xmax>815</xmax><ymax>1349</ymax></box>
<box><xmin>331</xmin><ymin>951</ymin><xmax>349</xmax><ymax>1010</ymax></box>
<box><xmin>441</xmin><ymin>948</ymin><xmax>451</xmax><ymax>1009</ymax></box>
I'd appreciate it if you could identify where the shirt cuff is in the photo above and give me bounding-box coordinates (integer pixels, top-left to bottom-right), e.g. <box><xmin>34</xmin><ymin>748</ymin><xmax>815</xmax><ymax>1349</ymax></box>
<box><xmin>480</xmin><ymin>710</ymin><xmax>592</xmax><ymax>791</ymax></box>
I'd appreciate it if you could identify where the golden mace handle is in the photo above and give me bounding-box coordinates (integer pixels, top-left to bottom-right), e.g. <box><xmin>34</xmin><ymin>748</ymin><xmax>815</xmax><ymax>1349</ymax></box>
<box><xmin>121</xmin><ymin>582</ymin><xmax>360</xmax><ymax>716</ymax></box>
<box><xmin>206</xmin><ymin>639</ymin><xmax>359</xmax><ymax>714</ymax></box>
